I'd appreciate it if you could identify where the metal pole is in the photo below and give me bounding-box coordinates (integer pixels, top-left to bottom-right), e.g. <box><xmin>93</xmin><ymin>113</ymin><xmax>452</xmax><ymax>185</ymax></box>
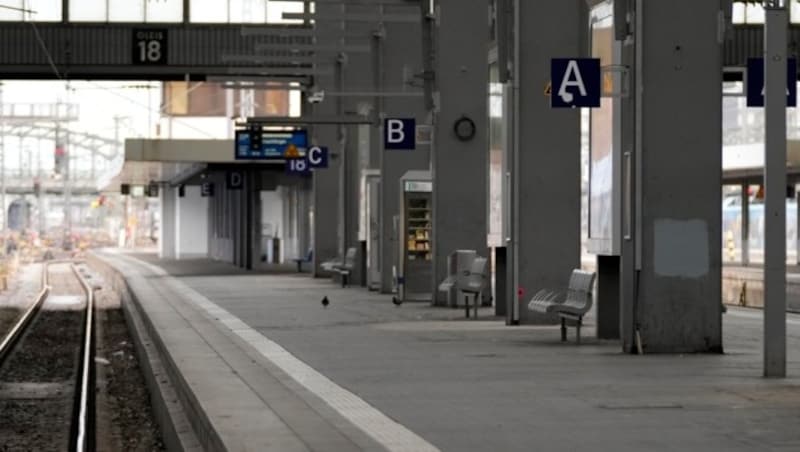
<box><xmin>37</xmin><ymin>139</ymin><xmax>44</xmax><ymax>236</ymax></box>
<box><xmin>336</xmin><ymin>2</ymin><xmax>347</xmax><ymax>258</ymax></box>
<box><xmin>64</xmin><ymin>84</ymin><xmax>73</xmax><ymax>248</ymax></box>
<box><xmin>763</xmin><ymin>3</ymin><xmax>787</xmax><ymax>378</ymax></box>
<box><xmin>742</xmin><ymin>182</ymin><xmax>750</xmax><ymax>265</ymax></box>
<box><xmin>509</xmin><ymin>0</ymin><xmax>520</xmax><ymax>324</ymax></box>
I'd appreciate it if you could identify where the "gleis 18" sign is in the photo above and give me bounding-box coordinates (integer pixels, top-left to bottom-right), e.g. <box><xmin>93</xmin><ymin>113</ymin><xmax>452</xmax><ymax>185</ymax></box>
<box><xmin>132</xmin><ymin>29</ymin><xmax>168</xmax><ymax>65</ymax></box>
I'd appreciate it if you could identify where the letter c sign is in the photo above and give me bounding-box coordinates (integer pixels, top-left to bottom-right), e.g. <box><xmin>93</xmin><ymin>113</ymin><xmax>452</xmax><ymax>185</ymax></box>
<box><xmin>307</xmin><ymin>146</ymin><xmax>329</xmax><ymax>168</ymax></box>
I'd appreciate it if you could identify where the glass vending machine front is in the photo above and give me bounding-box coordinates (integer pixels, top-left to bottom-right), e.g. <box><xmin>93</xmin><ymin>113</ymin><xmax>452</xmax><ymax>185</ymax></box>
<box><xmin>400</xmin><ymin>180</ymin><xmax>433</xmax><ymax>301</ymax></box>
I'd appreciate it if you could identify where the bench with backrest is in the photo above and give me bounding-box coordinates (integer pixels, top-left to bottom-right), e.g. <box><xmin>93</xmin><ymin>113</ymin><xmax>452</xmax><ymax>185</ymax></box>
<box><xmin>292</xmin><ymin>249</ymin><xmax>313</xmax><ymax>273</ymax></box>
<box><xmin>527</xmin><ymin>270</ymin><xmax>596</xmax><ymax>344</ymax></box>
<box><xmin>334</xmin><ymin>247</ymin><xmax>357</xmax><ymax>288</ymax></box>
<box><xmin>459</xmin><ymin>257</ymin><xmax>489</xmax><ymax>319</ymax></box>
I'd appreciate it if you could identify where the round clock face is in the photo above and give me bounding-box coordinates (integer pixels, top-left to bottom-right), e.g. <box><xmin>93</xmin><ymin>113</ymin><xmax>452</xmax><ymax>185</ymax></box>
<box><xmin>454</xmin><ymin>116</ymin><xmax>476</xmax><ymax>141</ymax></box>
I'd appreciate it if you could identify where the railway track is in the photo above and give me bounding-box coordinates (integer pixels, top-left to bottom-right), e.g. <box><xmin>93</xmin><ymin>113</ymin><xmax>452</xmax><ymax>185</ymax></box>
<box><xmin>0</xmin><ymin>261</ymin><xmax>96</xmax><ymax>451</ymax></box>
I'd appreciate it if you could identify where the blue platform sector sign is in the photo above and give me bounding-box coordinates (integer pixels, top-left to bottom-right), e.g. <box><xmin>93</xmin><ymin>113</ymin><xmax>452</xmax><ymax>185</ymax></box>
<box><xmin>550</xmin><ymin>58</ymin><xmax>601</xmax><ymax>108</ymax></box>
<box><xmin>746</xmin><ymin>58</ymin><xmax>797</xmax><ymax>107</ymax></box>
<box><xmin>287</xmin><ymin>157</ymin><xmax>311</xmax><ymax>175</ymax></box>
<box><xmin>235</xmin><ymin>129</ymin><xmax>308</xmax><ymax>160</ymax></box>
<box><xmin>384</xmin><ymin>118</ymin><xmax>416</xmax><ymax>150</ymax></box>
<box><xmin>307</xmin><ymin>146</ymin><xmax>329</xmax><ymax>168</ymax></box>
<box><xmin>226</xmin><ymin>171</ymin><xmax>244</xmax><ymax>190</ymax></box>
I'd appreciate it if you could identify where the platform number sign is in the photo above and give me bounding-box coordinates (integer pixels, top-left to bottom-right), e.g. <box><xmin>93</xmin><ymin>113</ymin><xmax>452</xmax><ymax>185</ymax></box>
<box><xmin>287</xmin><ymin>158</ymin><xmax>310</xmax><ymax>175</ymax></box>
<box><xmin>133</xmin><ymin>29</ymin><xmax>168</xmax><ymax>65</ymax></box>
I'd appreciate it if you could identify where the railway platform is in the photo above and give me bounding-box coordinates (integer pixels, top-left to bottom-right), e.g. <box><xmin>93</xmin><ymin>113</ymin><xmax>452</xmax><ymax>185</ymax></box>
<box><xmin>92</xmin><ymin>250</ymin><xmax>800</xmax><ymax>452</ymax></box>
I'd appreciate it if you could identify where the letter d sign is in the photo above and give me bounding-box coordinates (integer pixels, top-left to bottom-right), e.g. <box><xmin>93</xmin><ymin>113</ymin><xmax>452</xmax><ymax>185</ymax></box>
<box><xmin>384</xmin><ymin>118</ymin><xmax>416</xmax><ymax>150</ymax></box>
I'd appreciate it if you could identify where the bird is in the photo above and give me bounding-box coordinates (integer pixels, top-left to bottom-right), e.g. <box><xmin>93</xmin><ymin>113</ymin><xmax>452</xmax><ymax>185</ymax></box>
<box><xmin>392</xmin><ymin>296</ymin><xmax>402</xmax><ymax>307</ymax></box>
<box><xmin>321</xmin><ymin>296</ymin><xmax>330</xmax><ymax>308</ymax></box>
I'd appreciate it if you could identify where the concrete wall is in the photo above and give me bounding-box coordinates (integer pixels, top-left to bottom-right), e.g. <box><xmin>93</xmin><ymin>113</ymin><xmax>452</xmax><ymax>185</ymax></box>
<box><xmin>176</xmin><ymin>185</ymin><xmax>208</xmax><ymax>259</ymax></box>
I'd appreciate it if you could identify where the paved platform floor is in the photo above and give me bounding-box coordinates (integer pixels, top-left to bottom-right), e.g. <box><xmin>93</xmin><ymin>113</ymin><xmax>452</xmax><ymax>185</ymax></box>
<box><xmin>113</xmin><ymin>253</ymin><xmax>800</xmax><ymax>451</ymax></box>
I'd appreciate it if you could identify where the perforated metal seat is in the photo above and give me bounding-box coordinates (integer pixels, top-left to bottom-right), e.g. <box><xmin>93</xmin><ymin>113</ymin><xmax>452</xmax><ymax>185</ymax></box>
<box><xmin>335</xmin><ymin>247</ymin><xmax>357</xmax><ymax>287</ymax></box>
<box><xmin>527</xmin><ymin>269</ymin><xmax>596</xmax><ymax>343</ymax></box>
<box><xmin>459</xmin><ymin>257</ymin><xmax>488</xmax><ymax>319</ymax></box>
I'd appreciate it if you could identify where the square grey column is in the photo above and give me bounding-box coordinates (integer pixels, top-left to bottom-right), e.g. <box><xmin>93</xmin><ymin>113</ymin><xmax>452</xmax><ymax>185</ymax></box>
<box><xmin>512</xmin><ymin>0</ymin><xmax>583</xmax><ymax>324</ymax></box>
<box><xmin>431</xmin><ymin>0</ymin><xmax>488</xmax><ymax>306</ymax></box>
<box><xmin>378</xmin><ymin>21</ymin><xmax>429</xmax><ymax>293</ymax></box>
<box><xmin>175</xmin><ymin>185</ymin><xmax>209</xmax><ymax>259</ymax></box>
<box><xmin>310</xmin><ymin>3</ymin><xmax>347</xmax><ymax>277</ymax></box>
<box><xmin>158</xmin><ymin>185</ymin><xmax>176</xmax><ymax>259</ymax></box>
<box><xmin>621</xmin><ymin>0</ymin><xmax>722</xmax><ymax>353</ymax></box>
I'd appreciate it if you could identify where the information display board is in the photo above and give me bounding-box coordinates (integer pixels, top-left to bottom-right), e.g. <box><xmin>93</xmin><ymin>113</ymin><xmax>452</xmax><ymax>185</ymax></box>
<box><xmin>235</xmin><ymin>129</ymin><xmax>308</xmax><ymax>160</ymax></box>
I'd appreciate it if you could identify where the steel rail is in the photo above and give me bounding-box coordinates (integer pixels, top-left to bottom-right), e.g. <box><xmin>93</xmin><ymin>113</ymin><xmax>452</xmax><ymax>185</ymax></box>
<box><xmin>70</xmin><ymin>263</ymin><xmax>95</xmax><ymax>452</ymax></box>
<box><xmin>0</xmin><ymin>262</ymin><xmax>50</xmax><ymax>365</ymax></box>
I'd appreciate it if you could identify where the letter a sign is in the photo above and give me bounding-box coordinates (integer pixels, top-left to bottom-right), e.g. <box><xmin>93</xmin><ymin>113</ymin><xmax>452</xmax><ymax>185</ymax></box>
<box><xmin>384</xmin><ymin>118</ymin><xmax>416</xmax><ymax>150</ymax></box>
<box><xmin>746</xmin><ymin>58</ymin><xmax>797</xmax><ymax>107</ymax></box>
<box><xmin>550</xmin><ymin>58</ymin><xmax>601</xmax><ymax>108</ymax></box>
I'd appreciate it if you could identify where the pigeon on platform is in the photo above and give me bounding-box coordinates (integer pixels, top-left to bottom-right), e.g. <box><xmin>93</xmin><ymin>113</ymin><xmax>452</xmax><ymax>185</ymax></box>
<box><xmin>321</xmin><ymin>296</ymin><xmax>330</xmax><ymax>308</ymax></box>
<box><xmin>392</xmin><ymin>297</ymin><xmax>402</xmax><ymax>307</ymax></box>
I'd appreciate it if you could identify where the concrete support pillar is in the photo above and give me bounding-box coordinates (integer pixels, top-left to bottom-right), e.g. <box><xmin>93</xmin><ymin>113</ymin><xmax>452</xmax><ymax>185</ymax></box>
<box><xmin>621</xmin><ymin>1</ymin><xmax>722</xmax><ymax>353</ymax></box>
<box><xmin>312</xmin><ymin>148</ymin><xmax>340</xmax><ymax>276</ymax></box>
<box><xmin>158</xmin><ymin>185</ymin><xmax>176</xmax><ymax>259</ymax></box>
<box><xmin>298</xmin><ymin>183</ymin><xmax>312</xmax><ymax>258</ymax></box>
<box><xmin>175</xmin><ymin>185</ymin><xmax>209</xmax><ymax>259</ymax></box>
<box><xmin>247</xmin><ymin>171</ymin><xmax>260</xmax><ymax>270</ymax></box>
<box><xmin>378</xmin><ymin>22</ymin><xmax>429</xmax><ymax>293</ymax></box>
<box><xmin>510</xmin><ymin>0</ymin><xmax>582</xmax><ymax>324</ymax></box>
<box><xmin>311</xmin><ymin>5</ymin><xmax>342</xmax><ymax>277</ymax></box>
<box><xmin>431</xmin><ymin>0</ymin><xmax>488</xmax><ymax>305</ymax></box>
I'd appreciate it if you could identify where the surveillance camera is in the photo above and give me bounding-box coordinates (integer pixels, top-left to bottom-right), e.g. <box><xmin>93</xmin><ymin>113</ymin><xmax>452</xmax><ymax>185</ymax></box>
<box><xmin>307</xmin><ymin>90</ymin><xmax>325</xmax><ymax>104</ymax></box>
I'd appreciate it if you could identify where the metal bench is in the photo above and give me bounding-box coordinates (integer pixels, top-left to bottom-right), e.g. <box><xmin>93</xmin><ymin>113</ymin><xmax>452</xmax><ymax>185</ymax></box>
<box><xmin>292</xmin><ymin>249</ymin><xmax>313</xmax><ymax>272</ymax></box>
<box><xmin>459</xmin><ymin>257</ymin><xmax>488</xmax><ymax>319</ymax></box>
<box><xmin>334</xmin><ymin>247</ymin><xmax>357</xmax><ymax>288</ymax></box>
<box><xmin>527</xmin><ymin>269</ymin><xmax>596</xmax><ymax>344</ymax></box>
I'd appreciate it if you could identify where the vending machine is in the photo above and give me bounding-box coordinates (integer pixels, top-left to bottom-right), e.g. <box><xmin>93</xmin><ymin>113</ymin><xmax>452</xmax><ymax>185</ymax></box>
<box><xmin>397</xmin><ymin>170</ymin><xmax>433</xmax><ymax>302</ymax></box>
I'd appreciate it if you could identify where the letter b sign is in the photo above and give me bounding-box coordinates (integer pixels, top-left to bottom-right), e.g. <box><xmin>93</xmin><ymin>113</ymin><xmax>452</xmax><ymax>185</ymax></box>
<box><xmin>384</xmin><ymin>118</ymin><xmax>416</xmax><ymax>150</ymax></box>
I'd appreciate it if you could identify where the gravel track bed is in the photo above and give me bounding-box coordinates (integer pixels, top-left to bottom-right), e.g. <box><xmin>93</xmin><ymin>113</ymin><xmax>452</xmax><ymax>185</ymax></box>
<box><xmin>95</xmin><ymin>307</ymin><xmax>165</xmax><ymax>451</ymax></box>
<box><xmin>0</xmin><ymin>308</ymin><xmax>22</xmax><ymax>339</ymax></box>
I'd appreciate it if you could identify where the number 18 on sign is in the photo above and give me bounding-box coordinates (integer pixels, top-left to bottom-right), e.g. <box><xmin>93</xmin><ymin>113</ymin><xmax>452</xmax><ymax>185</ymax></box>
<box><xmin>133</xmin><ymin>29</ymin><xmax>168</xmax><ymax>65</ymax></box>
<box><xmin>287</xmin><ymin>158</ymin><xmax>310</xmax><ymax>175</ymax></box>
